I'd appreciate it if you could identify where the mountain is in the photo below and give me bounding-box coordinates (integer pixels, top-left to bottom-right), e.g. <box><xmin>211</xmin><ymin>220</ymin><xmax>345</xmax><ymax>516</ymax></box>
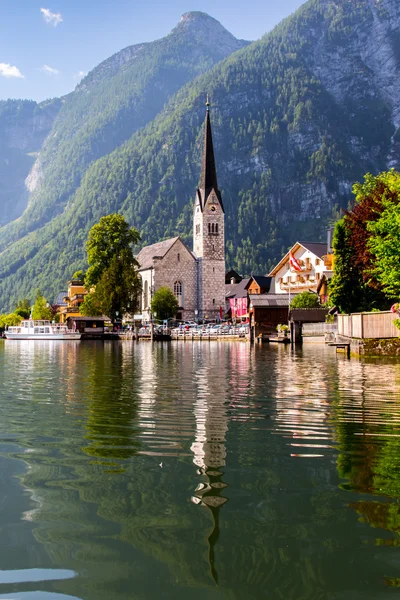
<box><xmin>0</xmin><ymin>12</ymin><xmax>248</xmax><ymax>240</ymax></box>
<box><xmin>0</xmin><ymin>0</ymin><xmax>399</xmax><ymax>311</ymax></box>
<box><xmin>0</xmin><ymin>98</ymin><xmax>61</xmax><ymax>225</ymax></box>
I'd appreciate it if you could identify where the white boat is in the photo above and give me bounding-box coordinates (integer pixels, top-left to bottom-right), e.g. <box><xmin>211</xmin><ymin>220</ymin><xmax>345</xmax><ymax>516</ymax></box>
<box><xmin>5</xmin><ymin>320</ymin><xmax>82</xmax><ymax>340</ymax></box>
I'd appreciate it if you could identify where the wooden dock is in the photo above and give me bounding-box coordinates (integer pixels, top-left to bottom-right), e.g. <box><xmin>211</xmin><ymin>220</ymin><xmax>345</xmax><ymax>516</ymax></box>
<box><xmin>328</xmin><ymin>342</ymin><xmax>350</xmax><ymax>358</ymax></box>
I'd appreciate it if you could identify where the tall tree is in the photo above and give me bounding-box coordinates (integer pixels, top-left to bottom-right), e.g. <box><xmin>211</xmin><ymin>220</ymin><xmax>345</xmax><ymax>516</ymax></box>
<box><xmin>329</xmin><ymin>220</ymin><xmax>362</xmax><ymax>314</ymax></box>
<box><xmin>84</xmin><ymin>214</ymin><xmax>142</xmax><ymax>321</ymax></box>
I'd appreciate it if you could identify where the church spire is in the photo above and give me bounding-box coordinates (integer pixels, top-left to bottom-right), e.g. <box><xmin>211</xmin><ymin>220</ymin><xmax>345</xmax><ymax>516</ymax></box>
<box><xmin>199</xmin><ymin>98</ymin><xmax>224</xmax><ymax>212</ymax></box>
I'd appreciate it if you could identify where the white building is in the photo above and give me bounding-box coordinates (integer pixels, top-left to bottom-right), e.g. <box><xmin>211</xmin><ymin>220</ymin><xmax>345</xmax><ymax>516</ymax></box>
<box><xmin>268</xmin><ymin>241</ymin><xmax>333</xmax><ymax>295</ymax></box>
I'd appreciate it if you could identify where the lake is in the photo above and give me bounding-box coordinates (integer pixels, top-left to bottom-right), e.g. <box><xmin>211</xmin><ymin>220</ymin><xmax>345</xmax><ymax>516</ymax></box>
<box><xmin>0</xmin><ymin>339</ymin><xmax>400</xmax><ymax>599</ymax></box>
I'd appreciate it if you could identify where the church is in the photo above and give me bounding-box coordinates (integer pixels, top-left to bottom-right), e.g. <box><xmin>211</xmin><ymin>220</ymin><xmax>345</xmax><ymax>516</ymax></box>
<box><xmin>136</xmin><ymin>102</ymin><xmax>226</xmax><ymax>322</ymax></box>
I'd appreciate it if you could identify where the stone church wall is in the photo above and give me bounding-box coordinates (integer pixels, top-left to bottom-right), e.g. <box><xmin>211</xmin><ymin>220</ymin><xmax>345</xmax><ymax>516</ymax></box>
<box><xmin>154</xmin><ymin>240</ymin><xmax>197</xmax><ymax>320</ymax></box>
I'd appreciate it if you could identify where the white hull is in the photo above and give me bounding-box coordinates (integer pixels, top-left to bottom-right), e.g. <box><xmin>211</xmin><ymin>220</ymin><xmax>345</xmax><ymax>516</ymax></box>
<box><xmin>5</xmin><ymin>333</ymin><xmax>81</xmax><ymax>340</ymax></box>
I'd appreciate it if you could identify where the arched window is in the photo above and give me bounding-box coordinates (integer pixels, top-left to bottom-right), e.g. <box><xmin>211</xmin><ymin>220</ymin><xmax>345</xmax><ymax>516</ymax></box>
<box><xmin>208</xmin><ymin>223</ymin><xmax>211</xmax><ymax>234</ymax></box>
<box><xmin>211</xmin><ymin>223</ymin><xmax>215</xmax><ymax>233</ymax></box>
<box><xmin>215</xmin><ymin>223</ymin><xmax>218</xmax><ymax>234</ymax></box>
<box><xmin>177</xmin><ymin>253</ymin><xmax>180</xmax><ymax>262</ymax></box>
<box><xmin>144</xmin><ymin>281</ymin><xmax>148</xmax><ymax>308</ymax></box>
<box><xmin>174</xmin><ymin>281</ymin><xmax>183</xmax><ymax>307</ymax></box>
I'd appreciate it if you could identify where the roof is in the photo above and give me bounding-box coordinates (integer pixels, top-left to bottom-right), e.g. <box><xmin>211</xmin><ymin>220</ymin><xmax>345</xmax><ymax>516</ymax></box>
<box><xmin>198</xmin><ymin>107</ymin><xmax>224</xmax><ymax>213</ymax></box>
<box><xmin>269</xmin><ymin>241</ymin><xmax>328</xmax><ymax>276</ymax></box>
<box><xmin>298</xmin><ymin>242</ymin><xmax>328</xmax><ymax>259</ymax></box>
<box><xmin>54</xmin><ymin>291</ymin><xmax>68</xmax><ymax>306</ymax></box>
<box><xmin>225</xmin><ymin>278</ymin><xmax>250</xmax><ymax>299</ymax></box>
<box><xmin>290</xmin><ymin>308</ymin><xmax>328</xmax><ymax>322</ymax></box>
<box><xmin>245</xmin><ymin>276</ymin><xmax>273</xmax><ymax>292</ymax></box>
<box><xmin>249</xmin><ymin>294</ymin><xmax>291</xmax><ymax>307</ymax></box>
<box><xmin>66</xmin><ymin>316</ymin><xmax>108</xmax><ymax>322</ymax></box>
<box><xmin>136</xmin><ymin>237</ymin><xmax>180</xmax><ymax>270</ymax></box>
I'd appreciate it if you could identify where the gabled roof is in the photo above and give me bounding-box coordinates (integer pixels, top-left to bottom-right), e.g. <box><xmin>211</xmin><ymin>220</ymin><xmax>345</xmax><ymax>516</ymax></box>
<box><xmin>298</xmin><ymin>242</ymin><xmax>327</xmax><ymax>259</ymax></box>
<box><xmin>245</xmin><ymin>276</ymin><xmax>273</xmax><ymax>292</ymax></box>
<box><xmin>268</xmin><ymin>241</ymin><xmax>328</xmax><ymax>276</ymax></box>
<box><xmin>136</xmin><ymin>237</ymin><xmax>179</xmax><ymax>271</ymax></box>
<box><xmin>225</xmin><ymin>278</ymin><xmax>250</xmax><ymax>299</ymax></box>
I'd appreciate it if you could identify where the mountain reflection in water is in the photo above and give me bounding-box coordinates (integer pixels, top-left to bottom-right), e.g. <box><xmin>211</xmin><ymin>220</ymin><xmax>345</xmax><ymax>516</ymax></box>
<box><xmin>1</xmin><ymin>341</ymin><xmax>400</xmax><ymax>598</ymax></box>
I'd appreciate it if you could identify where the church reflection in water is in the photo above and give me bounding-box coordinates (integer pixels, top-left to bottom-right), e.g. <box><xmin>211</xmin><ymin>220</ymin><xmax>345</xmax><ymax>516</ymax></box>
<box><xmin>190</xmin><ymin>348</ymin><xmax>230</xmax><ymax>583</ymax></box>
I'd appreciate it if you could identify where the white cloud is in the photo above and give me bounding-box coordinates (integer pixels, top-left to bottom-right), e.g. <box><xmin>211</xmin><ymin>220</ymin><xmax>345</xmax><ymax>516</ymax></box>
<box><xmin>73</xmin><ymin>70</ymin><xmax>87</xmax><ymax>81</ymax></box>
<box><xmin>41</xmin><ymin>64</ymin><xmax>59</xmax><ymax>75</ymax></box>
<box><xmin>40</xmin><ymin>8</ymin><xmax>63</xmax><ymax>27</ymax></box>
<box><xmin>0</xmin><ymin>63</ymin><xmax>24</xmax><ymax>78</ymax></box>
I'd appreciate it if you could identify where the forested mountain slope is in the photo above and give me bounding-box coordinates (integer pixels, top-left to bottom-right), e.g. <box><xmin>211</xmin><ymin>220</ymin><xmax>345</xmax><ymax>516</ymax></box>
<box><xmin>0</xmin><ymin>0</ymin><xmax>399</xmax><ymax>311</ymax></box>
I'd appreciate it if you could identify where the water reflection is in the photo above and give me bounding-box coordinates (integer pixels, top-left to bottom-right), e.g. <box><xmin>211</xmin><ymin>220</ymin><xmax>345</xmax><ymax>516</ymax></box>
<box><xmin>3</xmin><ymin>341</ymin><xmax>400</xmax><ymax>597</ymax></box>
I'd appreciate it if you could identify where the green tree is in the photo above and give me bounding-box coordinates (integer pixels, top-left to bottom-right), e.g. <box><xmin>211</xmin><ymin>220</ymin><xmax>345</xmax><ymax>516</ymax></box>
<box><xmin>31</xmin><ymin>292</ymin><xmax>53</xmax><ymax>320</ymax></box>
<box><xmin>85</xmin><ymin>214</ymin><xmax>141</xmax><ymax>287</ymax></box>
<box><xmin>366</xmin><ymin>173</ymin><xmax>400</xmax><ymax>298</ymax></box>
<box><xmin>71</xmin><ymin>270</ymin><xmax>84</xmax><ymax>280</ymax></box>
<box><xmin>150</xmin><ymin>287</ymin><xmax>179</xmax><ymax>321</ymax></box>
<box><xmin>15</xmin><ymin>298</ymin><xmax>30</xmax><ymax>319</ymax></box>
<box><xmin>329</xmin><ymin>220</ymin><xmax>362</xmax><ymax>313</ymax></box>
<box><xmin>80</xmin><ymin>293</ymin><xmax>103</xmax><ymax>317</ymax></box>
<box><xmin>290</xmin><ymin>291</ymin><xmax>320</xmax><ymax>309</ymax></box>
<box><xmin>84</xmin><ymin>215</ymin><xmax>142</xmax><ymax>322</ymax></box>
<box><xmin>0</xmin><ymin>313</ymin><xmax>23</xmax><ymax>328</ymax></box>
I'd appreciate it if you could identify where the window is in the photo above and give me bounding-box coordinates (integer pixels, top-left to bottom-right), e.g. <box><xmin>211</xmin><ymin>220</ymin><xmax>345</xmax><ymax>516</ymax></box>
<box><xmin>208</xmin><ymin>223</ymin><xmax>211</xmax><ymax>233</ymax></box>
<box><xmin>174</xmin><ymin>281</ymin><xmax>183</xmax><ymax>307</ymax></box>
<box><xmin>177</xmin><ymin>253</ymin><xmax>180</xmax><ymax>262</ymax></box>
<box><xmin>213</xmin><ymin>267</ymin><xmax>215</xmax><ymax>273</ymax></box>
<box><xmin>211</xmin><ymin>223</ymin><xmax>215</xmax><ymax>233</ymax></box>
<box><xmin>215</xmin><ymin>223</ymin><xmax>218</xmax><ymax>234</ymax></box>
<box><xmin>315</xmin><ymin>258</ymin><xmax>320</xmax><ymax>265</ymax></box>
<box><xmin>212</xmin><ymin>244</ymin><xmax>215</xmax><ymax>251</ymax></box>
<box><xmin>213</xmin><ymin>298</ymin><xmax>215</xmax><ymax>304</ymax></box>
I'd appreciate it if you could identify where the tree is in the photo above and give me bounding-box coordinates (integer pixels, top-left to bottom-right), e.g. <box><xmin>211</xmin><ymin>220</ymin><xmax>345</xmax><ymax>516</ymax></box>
<box><xmin>15</xmin><ymin>298</ymin><xmax>30</xmax><ymax>319</ymax></box>
<box><xmin>368</xmin><ymin>198</ymin><xmax>400</xmax><ymax>298</ymax></box>
<box><xmin>84</xmin><ymin>214</ymin><xmax>142</xmax><ymax>322</ymax></box>
<box><xmin>329</xmin><ymin>220</ymin><xmax>362</xmax><ymax>314</ymax></box>
<box><xmin>85</xmin><ymin>214</ymin><xmax>141</xmax><ymax>287</ymax></box>
<box><xmin>31</xmin><ymin>292</ymin><xmax>53</xmax><ymax>320</ymax></box>
<box><xmin>0</xmin><ymin>313</ymin><xmax>23</xmax><ymax>328</ymax></box>
<box><xmin>150</xmin><ymin>287</ymin><xmax>179</xmax><ymax>321</ymax></box>
<box><xmin>80</xmin><ymin>293</ymin><xmax>103</xmax><ymax>317</ymax></box>
<box><xmin>290</xmin><ymin>291</ymin><xmax>320</xmax><ymax>309</ymax></box>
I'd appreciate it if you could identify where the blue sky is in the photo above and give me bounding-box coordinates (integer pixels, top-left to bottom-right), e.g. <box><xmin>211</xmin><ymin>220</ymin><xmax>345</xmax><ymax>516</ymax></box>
<box><xmin>0</xmin><ymin>0</ymin><xmax>304</xmax><ymax>103</ymax></box>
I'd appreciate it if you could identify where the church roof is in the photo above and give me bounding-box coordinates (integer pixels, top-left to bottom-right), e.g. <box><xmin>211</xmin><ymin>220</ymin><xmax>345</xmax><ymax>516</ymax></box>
<box><xmin>198</xmin><ymin>105</ymin><xmax>224</xmax><ymax>213</ymax></box>
<box><xmin>136</xmin><ymin>237</ymin><xmax>179</xmax><ymax>270</ymax></box>
<box><xmin>136</xmin><ymin>236</ymin><xmax>196</xmax><ymax>270</ymax></box>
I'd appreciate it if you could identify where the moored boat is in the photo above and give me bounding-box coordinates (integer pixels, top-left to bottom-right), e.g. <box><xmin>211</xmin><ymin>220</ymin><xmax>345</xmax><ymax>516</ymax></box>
<box><xmin>5</xmin><ymin>320</ymin><xmax>82</xmax><ymax>340</ymax></box>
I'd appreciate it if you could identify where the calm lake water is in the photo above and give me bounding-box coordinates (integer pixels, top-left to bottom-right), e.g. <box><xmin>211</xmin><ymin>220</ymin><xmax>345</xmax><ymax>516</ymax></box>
<box><xmin>1</xmin><ymin>340</ymin><xmax>400</xmax><ymax>599</ymax></box>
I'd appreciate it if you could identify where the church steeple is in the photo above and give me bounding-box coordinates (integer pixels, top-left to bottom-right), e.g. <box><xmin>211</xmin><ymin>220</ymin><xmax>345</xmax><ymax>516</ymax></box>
<box><xmin>198</xmin><ymin>99</ymin><xmax>224</xmax><ymax>213</ymax></box>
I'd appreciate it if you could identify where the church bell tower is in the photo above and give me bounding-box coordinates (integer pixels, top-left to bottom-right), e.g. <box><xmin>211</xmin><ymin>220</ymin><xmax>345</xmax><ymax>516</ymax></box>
<box><xmin>193</xmin><ymin>99</ymin><xmax>226</xmax><ymax>320</ymax></box>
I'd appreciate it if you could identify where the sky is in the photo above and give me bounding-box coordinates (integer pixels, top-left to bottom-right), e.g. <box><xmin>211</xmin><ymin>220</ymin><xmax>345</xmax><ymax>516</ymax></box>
<box><xmin>0</xmin><ymin>0</ymin><xmax>304</xmax><ymax>103</ymax></box>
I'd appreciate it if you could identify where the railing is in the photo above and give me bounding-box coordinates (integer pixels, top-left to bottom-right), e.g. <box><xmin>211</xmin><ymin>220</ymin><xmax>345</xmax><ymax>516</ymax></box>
<box><xmin>337</xmin><ymin>311</ymin><xmax>398</xmax><ymax>339</ymax></box>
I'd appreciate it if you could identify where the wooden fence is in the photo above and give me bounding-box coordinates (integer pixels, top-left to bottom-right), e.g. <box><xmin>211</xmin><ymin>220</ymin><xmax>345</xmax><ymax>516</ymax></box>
<box><xmin>337</xmin><ymin>311</ymin><xmax>399</xmax><ymax>339</ymax></box>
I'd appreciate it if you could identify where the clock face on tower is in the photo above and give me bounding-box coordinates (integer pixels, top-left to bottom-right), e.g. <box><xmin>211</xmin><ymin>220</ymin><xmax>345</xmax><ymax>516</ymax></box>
<box><xmin>209</xmin><ymin>204</ymin><xmax>217</xmax><ymax>212</ymax></box>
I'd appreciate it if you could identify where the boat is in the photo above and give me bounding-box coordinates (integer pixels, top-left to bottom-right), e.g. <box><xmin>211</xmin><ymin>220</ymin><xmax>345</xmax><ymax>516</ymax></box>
<box><xmin>5</xmin><ymin>320</ymin><xmax>82</xmax><ymax>340</ymax></box>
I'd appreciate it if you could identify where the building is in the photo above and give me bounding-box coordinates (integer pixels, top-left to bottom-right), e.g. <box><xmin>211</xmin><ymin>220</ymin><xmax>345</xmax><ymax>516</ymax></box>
<box><xmin>137</xmin><ymin>102</ymin><xmax>225</xmax><ymax>322</ymax></box>
<box><xmin>268</xmin><ymin>241</ymin><xmax>333</xmax><ymax>295</ymax></box>
<box><xmin>59</xmin><ymin>278</ymin><xmax>88</xmax><ymax>323</ymax></box>
<box><xmin>249</xmin><ymin>294</ymin><xmax>290</xmax><ymax>339</ymax></box>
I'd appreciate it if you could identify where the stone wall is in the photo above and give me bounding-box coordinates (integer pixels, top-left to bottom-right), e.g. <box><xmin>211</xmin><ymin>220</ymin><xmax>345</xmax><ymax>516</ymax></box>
<box><xmin>337</xmin><ymin>335</ymin><xmax>400</xmax><ymax>357</ymax></box>
<box><xmin>153</xmin><ymin>239</ymin><xmax>197</xmax><ymax>320</ymax></box>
